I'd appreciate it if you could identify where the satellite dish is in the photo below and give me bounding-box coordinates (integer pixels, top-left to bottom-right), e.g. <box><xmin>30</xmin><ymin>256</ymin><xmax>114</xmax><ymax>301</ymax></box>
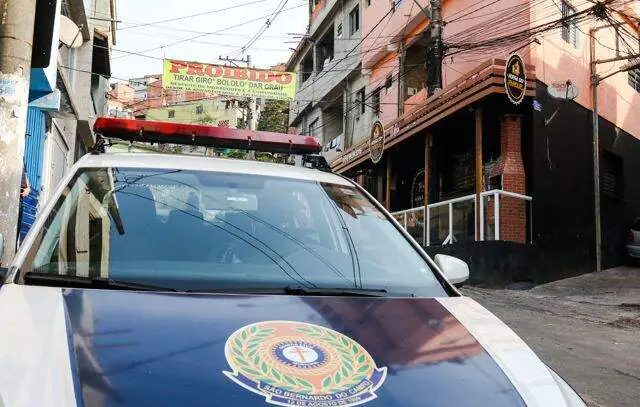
<box><xmin>59</xmin><ymin>15</ymin><xmax>83</xmax><ymax>48</ymax></box>
<box><xmin>547</xmin><ymin>80</ymin><xmax>579</xmax><ymax>100</ymax></box>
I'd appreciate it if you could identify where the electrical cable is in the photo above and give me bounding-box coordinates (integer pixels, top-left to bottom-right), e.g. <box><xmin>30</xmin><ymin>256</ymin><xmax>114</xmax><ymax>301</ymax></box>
<box><xmin>224</xmin><ymin>0</ymin><xmax>290</xmax><ymax>57</ymax></box>
<box><xmin>112</xmin><ymin>3</ymin><xmax>307</xmax><ymax>60</ymax></box>
<box><xmin>117</xmin><ymin>0</ymin><xmax>269</xmax><ymax>31</ymax></box>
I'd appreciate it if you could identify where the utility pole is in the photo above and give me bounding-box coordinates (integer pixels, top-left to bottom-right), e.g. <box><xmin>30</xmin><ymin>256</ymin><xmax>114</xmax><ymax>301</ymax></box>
<box><xmin>429</xmin><ymin>0</ymin><xmax>443</xmax><ymax>95</ymax></box>
<box><xmin>589</xmin><ymin>28</ymin><xmax>602</xmax><ymax>274</ymax></box>
<box><xmin>247</xmin><ymin>55</ymin><xmax>257</xmax><ymax>131</ymax></box>
<box><xmin>0</xmin><ymin>0</ymin><xmax>37</xmax><ymax>266</ymax></box>
<box><xmin>219</xmin><ymin>54</ymin><xmax>256</xmax><ymax>131</ymax></box>
<box><xmin>589</xmin><ymin>25</ymin><xmax>640</xmax><ymax>273</ymax></box>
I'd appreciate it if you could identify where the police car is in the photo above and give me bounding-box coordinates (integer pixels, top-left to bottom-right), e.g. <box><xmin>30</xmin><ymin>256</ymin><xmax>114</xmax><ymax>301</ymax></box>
<box><xmin>0</xmin><ymin>118</ymin><xmax>585</xmax><ymax>406</ymax></box>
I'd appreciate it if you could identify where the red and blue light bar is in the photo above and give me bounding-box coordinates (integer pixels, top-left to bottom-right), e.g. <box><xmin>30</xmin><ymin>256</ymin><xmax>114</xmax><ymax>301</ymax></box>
<box><xmin>93</xmin><ymin>118</ymin><xmax>321</xmax><ymax>155</ymax></box>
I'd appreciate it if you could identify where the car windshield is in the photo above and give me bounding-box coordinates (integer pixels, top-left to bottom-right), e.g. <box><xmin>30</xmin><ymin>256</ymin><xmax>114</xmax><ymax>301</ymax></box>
<box><xmin>18</xmin><ymin>167</ymin><xmax>448</xmax><ymax>297</ymax></box>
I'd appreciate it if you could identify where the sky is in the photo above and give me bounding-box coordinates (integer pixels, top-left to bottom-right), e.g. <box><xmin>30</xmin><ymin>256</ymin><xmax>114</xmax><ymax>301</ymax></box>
<box><xmin>111</xmin><ymin>0</ymin><xmax>309</xmax><ymax>80</ymax></box>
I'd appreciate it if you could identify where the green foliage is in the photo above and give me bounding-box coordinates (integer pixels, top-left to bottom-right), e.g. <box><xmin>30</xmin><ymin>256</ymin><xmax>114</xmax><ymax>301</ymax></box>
<box><xmin>257</xmin><ymin>99</ymin><xmax>289</xmax><ymax>133</ymax></box>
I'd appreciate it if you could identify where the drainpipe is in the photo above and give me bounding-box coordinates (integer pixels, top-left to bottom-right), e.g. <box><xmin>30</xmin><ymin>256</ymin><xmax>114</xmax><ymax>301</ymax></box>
<box><xmin>398</xmin><ymin>42</ymin><xmax>406</xmax><ymax>116</ymax></box>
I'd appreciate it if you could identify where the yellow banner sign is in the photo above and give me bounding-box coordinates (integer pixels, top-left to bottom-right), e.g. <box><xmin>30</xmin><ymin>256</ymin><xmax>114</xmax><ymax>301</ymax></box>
<box><xmin>163</xmin><ymin>59</ymin><xmax>297</xmax><ymax>101</ymax></box>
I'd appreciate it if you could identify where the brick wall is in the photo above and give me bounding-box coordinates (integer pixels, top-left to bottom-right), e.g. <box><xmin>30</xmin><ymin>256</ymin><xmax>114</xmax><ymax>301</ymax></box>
<box><xmin>491</xmin><ymin>114</ymin><xmax>527</xmax><ymax>243</ymax></box>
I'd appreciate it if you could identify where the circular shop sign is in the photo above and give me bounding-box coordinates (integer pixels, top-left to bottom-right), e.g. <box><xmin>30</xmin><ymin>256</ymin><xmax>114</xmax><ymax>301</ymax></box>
<box><xmin>369</xmin><ymin>120</ymin><xmax>385</xmax><ymax>164</ymax></box>
<box><xmin>504</xmin><ymin>53</ymin><xmax>527</xmax><ymax>105</ymax></box>
<box><xmin>224</xmin><ymin>321</ymin><xmax>387</xmax><ymax>407</ymax></box>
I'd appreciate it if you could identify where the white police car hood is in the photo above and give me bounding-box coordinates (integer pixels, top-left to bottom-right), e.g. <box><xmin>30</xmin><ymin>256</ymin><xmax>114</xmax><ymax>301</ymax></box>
<box><xmin>0</xmin><ymin>284</ymin><xmax>584</xmax><ymax>407</ymax></box>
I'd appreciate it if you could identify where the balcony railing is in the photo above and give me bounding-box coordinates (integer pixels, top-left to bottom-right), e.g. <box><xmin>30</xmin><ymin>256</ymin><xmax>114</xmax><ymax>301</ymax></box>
<box><xmin>391</xmin><ymin>190</ymin><xmax>533</xmax><ymax>246</ymax></box>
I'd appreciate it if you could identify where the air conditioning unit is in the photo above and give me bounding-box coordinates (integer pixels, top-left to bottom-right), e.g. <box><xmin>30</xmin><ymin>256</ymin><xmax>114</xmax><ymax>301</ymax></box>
<box><xmin>407</xmin><ymin>87</ymin><xmax>418</xmax><ymax>96</ymax></box>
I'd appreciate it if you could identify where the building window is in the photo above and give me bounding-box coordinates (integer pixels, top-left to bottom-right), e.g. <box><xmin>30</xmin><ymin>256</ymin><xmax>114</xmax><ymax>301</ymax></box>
<box><xmin>168</xmin><ymin>110</ymin><xmax>175</xmax><ymax>118</ymax></box>
<box><xmin>372</xmin><ymin>88</ymin><xmax>381</xmax><ymax>114</ymax></box>
<box><xmin>308</xmin><ymin>119</ymin><xmax>319</xmax><ymax>139</ymax></box>
<box><xmin>349</xmin><ymin>5</ymin><xmax>360</xmax><ymax>36</ymax></box>
<box><xmin>629</xmin><ymin>68</ymin><xmax>640</xmax><ymax>93</ymax></box>
<box><xmin>385</xmin><ymin>75</ymin><xmax>393</xmax><ymax>94</ymax></box>
<box><xmin>337</xmin><ymin>23</ymin><xmax>343</xmax><ymax>38</ymax></box>
<box><xmin>355</xmin><ymin>87</ymin><xmax>366</xmax><ymax>116</ymax></box>
<box><xmin>602</xmin><ymin>150</ymin><xmax>624</xmax><ymax>199</ymax></box>
<box><xmin>317</xmin><ymin>24</ymin><xmax>335</xmax><ymax>72</ymax></box>
<box><xmin>561</xmin><ymin>1</ymin><xmax>578</xmax><ymax>48</ymax></box>
<box><xmin>301</xmin><ymin>51</ymin><xmax>314</xmax><ymax>82</ymax></box>
<box><xmin>196</xmin><ymin>105</ymin><xmax>204</xmax><ymax>115</ymax></box>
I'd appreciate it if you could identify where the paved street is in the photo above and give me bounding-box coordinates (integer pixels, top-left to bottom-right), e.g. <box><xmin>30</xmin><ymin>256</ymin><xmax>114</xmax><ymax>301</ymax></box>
<box><xmin>463</xmin><ymin>267</ymin><xmax>640</xmax><ymax>407</ymax></box>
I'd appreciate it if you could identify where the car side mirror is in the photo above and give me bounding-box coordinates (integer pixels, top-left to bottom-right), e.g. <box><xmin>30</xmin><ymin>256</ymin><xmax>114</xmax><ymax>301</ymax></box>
<box><xmin>434</xmin><ymin>254</ymin><xmax>470</xmax><ymax>287</ymax></box>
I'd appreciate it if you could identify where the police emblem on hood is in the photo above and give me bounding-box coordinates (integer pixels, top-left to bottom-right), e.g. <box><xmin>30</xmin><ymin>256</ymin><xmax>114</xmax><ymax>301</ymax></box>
<box><xmin>223</xmin><ymin>321</ymin><xmax>387</xmax><ymax>407</ymax></box>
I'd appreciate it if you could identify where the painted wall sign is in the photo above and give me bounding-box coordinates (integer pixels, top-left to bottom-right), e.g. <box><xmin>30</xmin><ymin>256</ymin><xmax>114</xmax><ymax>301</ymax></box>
<box><xmin>224</xmin><ymin>321</ymin><xmax>387</xmax><ymax>407</ymax></box>
<box><xmin>163</xmin><ymin>59</ymin><xmax>297</xmax><ymax>101</ymax></box>
<box><xmin>0</xmin><ymin>79</ymin><xmax>17</xmax><ymax>98</ymax></box>
<box><xmin>369</xmin><ymin>120</ymin><xmax>385</xmax><ymax>164</ymax></box>
<box><xmin>339</xmin><ymin>147</ymin><xmax>364</xmax><ymax>165</ymax></box>
<box><xmin>504</xmin><ymin>54</ymin><xmax>526</xmax><ymax>105</ymax></box>
<box><xmin>547</xmin><ymin>80</ymin><xmax>579</xmax><ymax>100</ymax></box>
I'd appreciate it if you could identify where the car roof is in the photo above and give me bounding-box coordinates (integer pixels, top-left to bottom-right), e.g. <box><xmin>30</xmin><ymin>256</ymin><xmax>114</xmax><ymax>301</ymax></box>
<box><xmin>76</xmin><ymin>153</ymin><xmax>353</xmax><ymax>186</ymax></box>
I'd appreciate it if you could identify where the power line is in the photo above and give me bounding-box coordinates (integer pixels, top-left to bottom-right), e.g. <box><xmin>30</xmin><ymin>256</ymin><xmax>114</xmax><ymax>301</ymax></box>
<box><xmin>445</xmin><ymin>0</ymin><xmax>496</xmax><ymax>20</ymax></box>
<box><xmin>225</xmin><ymin>0</ymin><xmax>290</xmax><ymax>57</ymax></box>
<box><xmin>296</xmin><ymin>6</ymin><xmax>397</xmax><ymax>96</ymax></box>
<box><xmin>117</xmin><ymin>0</ymin><xmax>269</xmax><ymax>31</ymax></box>
<box><xmin>445</xmin><ymin>3</ymin><xmax>597</xmax><ymax>55</ymax></box>
<box><xmin>102</xmin><ymin>36</ymin><xmax>426</xmax><ymax>68</ymax></box>
<box><xmin>112</xmin><ymin>3</ymin><xmax>307</xmax><ymax>60</ymax></box>
<box><xmin>446</xmin><ymin>0</ymin><xmax>504</xmax><ymax>23</ymax></box>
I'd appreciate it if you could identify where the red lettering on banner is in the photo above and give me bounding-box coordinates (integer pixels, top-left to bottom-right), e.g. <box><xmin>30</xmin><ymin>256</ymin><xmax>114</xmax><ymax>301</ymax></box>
<box><xmin>255</xmin><ymin>71</ymin><xmax>270</xmax><ymax>82</ymax></box>
<box><xmin>224</xmin><ymin>67</ymin><xmax>232</xmax><ymax>79</ymax></box>
<box><xmin>275</xmin><ymin>74</ymin><xmax>293</xmax><ymax>85</ymax></box>
<box><xmin>170</xmin><ymin>61</ymin><xmax>188</xmax><ymax>73</ymax></box>
<box><xmin>233</xmin><ymin>69</ymin><xmax>248</xmax><ymax>80</ymax></box>
<box><xmin>205</xmin><ymin>65</ymin><xmax>224</xmax><ymax>78</ymax></box>
<box><xmin>188</xmin><ymin>64</ymin><xmax>205</xmax><ymax>76</ymax></box>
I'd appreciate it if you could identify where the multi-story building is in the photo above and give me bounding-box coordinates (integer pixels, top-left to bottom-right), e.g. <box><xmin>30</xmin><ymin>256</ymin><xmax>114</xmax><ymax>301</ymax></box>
<box><xmin>20</xmin><ymin>0</ymin><xmax>117</xmax><ymax>241</ymax></box>
<box><xmin>127</xmin><ymin>72</ymin><xmax>263</xmax><ymax>130</ymax></box>
<box><xmin>146</xmin><ymin>99</ymin><xmax>243</xmax><ymax>128</ymax></box>
<box><xmin>107</xmin><ymin>82</ymin><xmax>134</xmax><ymax>118</ymax></box>
<box><xmin>287</xmin><ymin>0</ymin><xmax>373</xmax><ymax>162</ymax></box>
<box><xmin>320</xmin><ymin>0</ymin><xmax>640</xmax><ymax>281</ymax></box>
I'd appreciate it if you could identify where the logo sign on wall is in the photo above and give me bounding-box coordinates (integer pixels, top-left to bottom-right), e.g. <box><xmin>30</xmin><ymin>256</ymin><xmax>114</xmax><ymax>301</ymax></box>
<box><xmin>504</xmin><ymin>54</ymin><xmax>527</xmax><ymax>105</ymax></box>
<box><xmin>369</xmin><ymin>121</ymin><xmax>385</xmax><ymax>164</ymax></box>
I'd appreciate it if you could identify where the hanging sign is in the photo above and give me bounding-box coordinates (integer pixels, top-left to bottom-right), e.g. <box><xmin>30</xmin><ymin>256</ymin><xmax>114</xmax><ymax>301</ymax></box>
<box><xmin>504</xmin><ymin>54</ymin><xmax>527</xmax><ymax>105</ymax></box>
<box><xmin>163</xmin><ymin>59</ymin><xmax>297</xmax><ymax>101</ymax></box>
<box><xmin>369</xmin><ymin>120</ymin><xmax>385</xmax><ymax>164</ymax></box>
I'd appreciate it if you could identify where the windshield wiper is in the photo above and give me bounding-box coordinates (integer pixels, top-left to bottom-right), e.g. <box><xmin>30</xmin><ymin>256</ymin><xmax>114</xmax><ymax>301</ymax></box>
<box><xmin>189</xmin><ymin>286</ymin><xmax>389</xmax><ymax>297</ymax></box>
<box><xmin>24</xmin><ymin>272</ymin><xmax>178</xmax><ymax>292</ymax></box>
<box><xmin>284</xmin><ymin>286</ymin><xmax>388</xmax><ymax>297</ymax></box>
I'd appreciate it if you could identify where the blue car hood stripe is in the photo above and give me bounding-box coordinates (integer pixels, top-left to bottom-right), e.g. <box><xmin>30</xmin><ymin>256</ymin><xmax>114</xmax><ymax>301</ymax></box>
<box><xmin>62</xmin><ymin>289</ymin><xmax>526</xmax><ymax>407</ymax></box>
